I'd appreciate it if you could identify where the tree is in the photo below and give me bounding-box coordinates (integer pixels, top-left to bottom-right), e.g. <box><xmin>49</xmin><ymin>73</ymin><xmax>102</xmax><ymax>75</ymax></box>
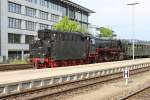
<box><xmin>99</xmin><ymin>27</ymin><xmax>113</xmax><ymax>37</ymax></box>
<box><xmin>77</xmin><ymin>26</ymin><xmax>89</xmax><ymax>34</ymax></box>
<box><xmin>53</xmin><ymin>16</ymin><xmax>78</xmax><ymax>32</ymax></box>
<box><xmin>53</xmin><ymin>16</ymin><xmax>89</xmax><ymax>34</ymax></box>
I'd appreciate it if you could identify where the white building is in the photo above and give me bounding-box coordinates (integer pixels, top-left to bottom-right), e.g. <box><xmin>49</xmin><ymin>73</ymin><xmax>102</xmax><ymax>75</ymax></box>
<box><xmin>0</xmin><ymin>0</ymin><xmax>94</xmax><ymax>61</ymax></box>
<box><xmin>88</xmin><ymin>25</ymin><xmax>100</xmax><ymax>37</ymax></box>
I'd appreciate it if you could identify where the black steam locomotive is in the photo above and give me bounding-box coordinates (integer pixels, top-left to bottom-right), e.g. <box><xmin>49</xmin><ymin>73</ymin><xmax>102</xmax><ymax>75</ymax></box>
<box><xmin>29</xmin><ymin>29</ymin><xmax>150</xmax><ymax>68</ymax></box>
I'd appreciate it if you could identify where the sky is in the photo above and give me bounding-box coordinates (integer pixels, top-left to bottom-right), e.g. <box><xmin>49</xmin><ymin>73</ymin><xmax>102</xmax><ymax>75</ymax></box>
<box><xmin>71</xmin><ymin>0</ymin><xmax>150</xmax><ymax>40</ymax></box>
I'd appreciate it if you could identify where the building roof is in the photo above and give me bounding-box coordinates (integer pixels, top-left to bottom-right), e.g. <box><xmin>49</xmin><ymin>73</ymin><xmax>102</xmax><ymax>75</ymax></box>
<box><xmin>60</xmin><ymin>0</ymin><xmax>95</xmax><ymax>13</ymax></box>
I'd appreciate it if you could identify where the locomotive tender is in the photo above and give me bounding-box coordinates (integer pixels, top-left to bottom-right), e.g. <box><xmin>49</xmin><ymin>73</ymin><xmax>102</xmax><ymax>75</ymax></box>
<box><xmin>29</xmin><ymin>29</ymin><xmax>150</xmax><ymax>68</ymax></box>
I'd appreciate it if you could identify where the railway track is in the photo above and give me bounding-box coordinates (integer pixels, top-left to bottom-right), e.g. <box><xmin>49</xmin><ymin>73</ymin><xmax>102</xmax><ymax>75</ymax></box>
<box><xmin>120</xmin><ymin>86</ymin><xmax>150</xmax><ymax>100</ymax></box>
<box><xmin>0</xmin><ymin>64</ymin><xmax>33</xmax><ymax>71</ymax></box>
<box><xmin>0</xmin><ymin>65</ymin><xmax>149</xmax><ymax>100</ymax></box>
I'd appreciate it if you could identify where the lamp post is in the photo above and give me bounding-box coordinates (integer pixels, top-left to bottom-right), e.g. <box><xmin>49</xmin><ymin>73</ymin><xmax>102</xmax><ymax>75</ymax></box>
<box><xmin>127</xmin><ymin>3</ymin><xmax>140</xmax><ymax>60</ymax></box>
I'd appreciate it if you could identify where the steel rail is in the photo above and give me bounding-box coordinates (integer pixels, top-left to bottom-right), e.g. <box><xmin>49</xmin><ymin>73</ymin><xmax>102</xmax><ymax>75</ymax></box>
<box><xmin>120</xmin><ymin>85</ymin><xmax>150</xmax><ymax>100</ymax></box>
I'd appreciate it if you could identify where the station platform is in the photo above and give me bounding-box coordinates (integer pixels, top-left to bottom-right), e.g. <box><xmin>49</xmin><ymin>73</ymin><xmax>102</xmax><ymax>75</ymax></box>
<box><xmin>0</xmin><ymin>58</ymin><xmax>150</xmax><ymax>85</ymax></box>
<box><xmin>0</xmin><ymin>58</ymin><xmax>150</xmax><ymax>96</ymax></box>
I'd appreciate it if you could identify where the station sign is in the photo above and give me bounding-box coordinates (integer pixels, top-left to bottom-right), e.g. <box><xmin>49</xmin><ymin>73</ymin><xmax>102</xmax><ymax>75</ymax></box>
<box><xmin>123</xmin><ymin>67</ymin><xmax>129</xmax><ymax>85</ymax></box>
<box><xmin>123</xmin><ymin>68</ymin><xmax>129</xmax><ymax>78</ymax></box>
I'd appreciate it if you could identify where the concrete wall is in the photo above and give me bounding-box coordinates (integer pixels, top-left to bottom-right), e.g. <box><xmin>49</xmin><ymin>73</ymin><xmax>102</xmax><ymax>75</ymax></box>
<box><xmin>1</xmin><ymin>0</ymin><xmax>8</xmax><ymax>61</ymax></box>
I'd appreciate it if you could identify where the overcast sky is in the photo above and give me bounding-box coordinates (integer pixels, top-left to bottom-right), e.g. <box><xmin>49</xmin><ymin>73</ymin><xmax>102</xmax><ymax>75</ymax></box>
<box><xmin>71</xmin><ymin>0</ymin><xmax>150</xmax><ymax>40</ymax></box>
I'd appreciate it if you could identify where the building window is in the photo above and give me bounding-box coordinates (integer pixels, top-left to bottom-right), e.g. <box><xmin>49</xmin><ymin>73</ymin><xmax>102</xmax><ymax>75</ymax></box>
<box><xmin>51</xmin><ymin>14</ymin><xmax>59</xmax><ymax>22</ymax></box>
<box><xmin>75</xmin><ymin>12</ymin><xmax>82</xmax><ymax>21</ymax></box>
<box><xmin>26</xmin><ymin>7</ymin><xmax>36</xmax><ymax>17</ymax></box>
<box><xmin>8</xmin><ymin>51</ymin><xmax>21</xmax><ymax>60</ymax></box>
<box><xmin>25</xmin><ymin>35</ymin><xmax>34</xmax><ymax>44</ymax></box>
<box><xmin>25</xmin><ymin>21</ymin><xmax>36</xmax><ymax>31</ymax></box>
<box><xmin>26</xmin><ymin>0</ymin><xmax>37</xmax><ymax>4</ymax></box>
<box><xmin>60</xmin><ymin>6</ymin><xmax>67</xmax><ymax>16</ymax></box>
<box><xmin>8</xmin><ymin>17</ymin><xmax>21</xmax><ymax>29</ymax></box>
<box><xmin>39</xmin><ymin>0</ymin><xmax>48</xmax><ymax>7</ymax></box>
<box><xmin>82</xmin><ymin>23</ymin><xmax>88</xmax><ymax>29</ymax></box>
<box><xmin>48</xmin><ymin>25</ymin><xmax>52</xmax><ymax>29</ymax></box>
<box><xmin>8</xmin><ymin>33</ymin><xmax>21</xmax><ymax>44</ymax></box>
<box><xmin>24</xmin><ymin>51</ymin><xmax>29</xmax><ymax>55</ymax></box>
<box><xmin>69</xmin><ymin>9</ymin><xmax>75</xmax><ymax>19</ymax></box>
<box><xmin>50</xmin><ymin>2</ymin><xmax>58</xmax><ymax>11</ymax></box>
<box><xmin>39</xmin><ymin>11</ymin><xmax>48</xmax><ymax>20</ymax></box>
<box><xmin>8</xmin><ymin>2</ymin><xmax>21</xmax><ymax>14</ymax></box>
<box><xmin>39</xmin><ymin>23</ymin><xmax>48</xmax><ymax>30</ymax></box>
<box><xmin>82</xmin><ymin>14</ymin><xmax>88</xmax><ymax>23</ymax></box>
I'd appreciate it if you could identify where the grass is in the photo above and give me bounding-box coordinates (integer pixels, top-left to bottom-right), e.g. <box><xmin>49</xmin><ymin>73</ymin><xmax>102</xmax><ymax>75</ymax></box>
<box><xmin>9</xmin><ymin>59</ymin><xmax>28</xmax><ymax>64</ymax></box>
